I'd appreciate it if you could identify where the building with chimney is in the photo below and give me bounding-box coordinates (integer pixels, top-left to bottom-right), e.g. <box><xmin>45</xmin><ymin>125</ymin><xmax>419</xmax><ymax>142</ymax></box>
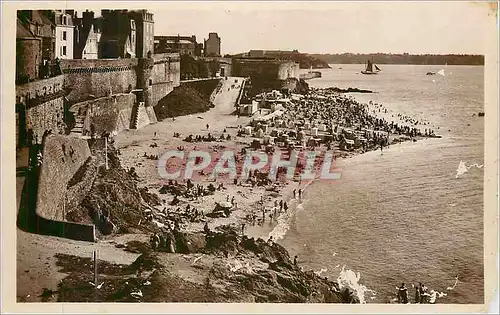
<box><xmin>16</xmin><ymin>18</ymin><xmax>42</xmax><ymax>83</ymax></box>
<box><xmin>73</xmin><ymin>10</ymin><xmax>102</xmax><ymax>59</ymax></box>
<box><xmin>53</xmin><ymin>10</ymin><xmax>75</xmax><ymax>59</ymax></box>
<box><xmin>16</xmin><ymin>10</ymin><xmax>59</xmax><ymax>82</ymax></box>
<box><xmin>204</xmin><ymin>32</ymin><xmax>221</xmax><ymax>57</ymax></box>
<box><xmin>99</xmin><ymin>10</ymin><xmax>135</xmax><ymax>58</ymax></box>
<box><xmin>154</xmin><ymin>35</ymin><xmax>202</xmax><ymax>56</ymax></box>
<box><xmin>99</xmin><ymin>10</ymin><xmax>153</xmax><ymax>59</ymax></box>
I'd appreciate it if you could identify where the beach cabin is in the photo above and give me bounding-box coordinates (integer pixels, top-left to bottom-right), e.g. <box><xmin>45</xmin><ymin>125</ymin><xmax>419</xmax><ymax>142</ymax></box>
<box><xmin>340</xmin><ymin>139</ymin><xmax>355</xmax><ymax>151</ymax></box>
<box><xmin>239</xmin><ymin>100</ymin><xmax>259</xmax><ymax>117</ymax></box>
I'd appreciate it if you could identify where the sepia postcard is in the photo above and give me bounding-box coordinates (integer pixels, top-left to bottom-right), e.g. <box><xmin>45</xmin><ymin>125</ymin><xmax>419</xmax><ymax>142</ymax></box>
<box><xmin>1</xmin><ymin>1</ymin><xmax>498</xmax><ymax>313</ymax></box>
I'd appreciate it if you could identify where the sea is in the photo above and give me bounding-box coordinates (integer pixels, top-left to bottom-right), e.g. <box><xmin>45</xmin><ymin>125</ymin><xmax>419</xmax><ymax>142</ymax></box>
<box><xmin>254</xmin><ymin>64</ymin><xmax>484</xmax><ymax>304</ymax></box>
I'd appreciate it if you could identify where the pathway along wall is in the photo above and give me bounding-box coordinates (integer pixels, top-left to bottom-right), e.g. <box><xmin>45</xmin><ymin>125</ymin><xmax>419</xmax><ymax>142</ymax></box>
<box><xmin>35</xmin><ymin>134</ymin><xmax>95</xmax><ymax>242</ymax></box>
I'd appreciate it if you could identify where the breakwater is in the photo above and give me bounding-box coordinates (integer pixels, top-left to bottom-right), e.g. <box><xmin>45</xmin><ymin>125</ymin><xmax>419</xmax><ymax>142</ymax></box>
<box><xmin>299</xmin><ymin>71</ymin><xmax>322</xmax><ymax>80</ymax></box>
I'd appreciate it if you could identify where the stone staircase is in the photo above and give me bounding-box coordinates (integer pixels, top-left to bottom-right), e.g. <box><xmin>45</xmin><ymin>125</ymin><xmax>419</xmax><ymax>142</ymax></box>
<box><xmin>130</xmin><ymin>101</ymin><xmax>150</xmax><ymax>130</ymax></box>
<box><xmin>130</xmin><ymin>101</ymin><xmax>141</xmax><ymax>129</ymax></box>
<box><xmin>69</xmin><ymin>107</ymin><xmax>87</xmax><ymax>137</ymax></box>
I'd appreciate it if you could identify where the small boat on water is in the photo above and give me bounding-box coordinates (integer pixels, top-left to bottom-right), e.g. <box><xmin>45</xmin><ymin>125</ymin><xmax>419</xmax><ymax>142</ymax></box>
<box><xmin>361</xmin><ymin>59</ymin><xmax>381</xmax><ymax>75</ymax></box>
<box><xmin>478</xmin><ymin>112</ymin><xmax>485</xmax><ymax>117</ymax></box>
<box><xmin>426</xmin><ymin>71</ymin><xmax>436</xmax><ymax>75</ymax></box>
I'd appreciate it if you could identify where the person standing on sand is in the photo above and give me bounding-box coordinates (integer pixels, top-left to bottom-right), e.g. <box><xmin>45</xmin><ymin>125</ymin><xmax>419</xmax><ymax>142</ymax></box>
<box><xmin>284</xmin><ymin>202</ymin><xmax>288</xmax><ymax>213</ymax></box>
<box><xmin>298</xmin><ymin>189</ymin><xmax>303</xmax><ymax>199</ymax></box>
<box><xmin>206</xmin><ymin>124</ymin><xmax>209</xmax><ymax>130</ymax></box>
<box><xmin>241</xmin><ymin>223</ymin><xmax>245</xmax><ymax>235</ymax></box>
<box><xmin>294</xmin><ymin>255</ymin><xmax>298</xmax><ymax>266</ymax></box>
<box><xmin>414</xmin><ymin>283</ymin><xmax>421</xmax><ymax>303</ymax></box>
<box><xmin>293</xmin><ymin>189</ymin><xmax>296</xmax><ymax>199</ymax></box>
<box><xmin>398</xmin><ymin>283</ymin><xmax>408</xmax><ymax>304</ymax></box>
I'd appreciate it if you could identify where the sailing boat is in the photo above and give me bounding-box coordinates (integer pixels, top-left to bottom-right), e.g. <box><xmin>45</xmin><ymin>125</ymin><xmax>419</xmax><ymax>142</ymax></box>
<box><xmin>361</xmin><ymin>59</ymin><xmax>381</xmax><ymax>75</ymax></box>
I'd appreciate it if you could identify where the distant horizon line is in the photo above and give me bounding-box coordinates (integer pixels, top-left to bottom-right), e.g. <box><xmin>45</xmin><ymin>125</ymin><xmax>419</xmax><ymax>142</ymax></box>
<box><xmin>223</xmin><ymin>51</ymin><xmax>485</xmax><ymax>56</ymax></box>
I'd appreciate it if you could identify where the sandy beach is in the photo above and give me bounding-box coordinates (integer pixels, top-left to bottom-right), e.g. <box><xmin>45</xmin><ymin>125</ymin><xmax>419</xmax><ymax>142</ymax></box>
<box><xmin>115</xmin><ymin>77</ymin><xmax>290</xmax><ymax>237</ymax></box>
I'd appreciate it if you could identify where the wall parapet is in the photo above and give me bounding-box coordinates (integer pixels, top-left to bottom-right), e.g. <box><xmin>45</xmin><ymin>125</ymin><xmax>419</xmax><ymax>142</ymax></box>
<box><xmin>16</xmin><ymin>75</ymin><xmax>65</xmax><ymax>103</ymax></box>
<box><xmin>25</xmin><ymin>90</ymin><xmax>66</xmax><ymax>109</ymax></box>
<box><xmin>63</xmin><ymin>66</ymin><xmax>136</xmax><ymax>74</ymax></box>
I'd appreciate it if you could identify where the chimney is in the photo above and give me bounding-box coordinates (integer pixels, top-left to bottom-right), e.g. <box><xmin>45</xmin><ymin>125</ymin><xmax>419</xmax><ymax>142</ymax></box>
<box><xmin>83</xmin><ymin>10</ymin><xmax>94</xmax><ymax>27</ymax></box>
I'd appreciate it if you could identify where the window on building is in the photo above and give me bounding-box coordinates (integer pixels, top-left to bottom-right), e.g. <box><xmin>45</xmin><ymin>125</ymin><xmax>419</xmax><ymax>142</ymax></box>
<box><xmin>63</xmin><ymin>16</ymin><xmax>66</xmax><ymax>25</ymax></box>
<box><xmin>62</xmin><ymin>31</ymin><xmax>67</xmax><ymax>40</ymax></box>
<box><xmin>62</xmin><ymin>46</ymin><xmax>67</xmax><ymax>56</ymax></box>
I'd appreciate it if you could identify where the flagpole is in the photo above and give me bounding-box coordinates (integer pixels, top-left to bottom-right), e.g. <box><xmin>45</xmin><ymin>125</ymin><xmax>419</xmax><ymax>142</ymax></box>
<box><xmin>105</xmin><ymin>136</ymin><xmax>108</xmax><ymax>170</ymax></box>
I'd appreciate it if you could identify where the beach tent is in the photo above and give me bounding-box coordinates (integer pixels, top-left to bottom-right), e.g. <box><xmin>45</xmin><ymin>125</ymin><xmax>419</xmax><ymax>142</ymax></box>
<box><xmin>244</xmin><ymin>126</ymin><xmax>253</xmax><ymax>135</ymax></box>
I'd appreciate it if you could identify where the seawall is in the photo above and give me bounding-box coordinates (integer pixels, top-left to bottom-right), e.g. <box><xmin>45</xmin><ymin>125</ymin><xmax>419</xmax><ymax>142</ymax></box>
<box><xmin>299</xmin><ymin>71</ymin><xmax>322</xmax><ymax>80</ymax></box>
<box><xmin>77</xmin><ymin>93</ymin><xmax>138</xmax><ymax>136</ymax></box>
<box><xmin>35</xmin><ymin>134</ymin><xmax>96</xmax><ymax>241</ymax></box>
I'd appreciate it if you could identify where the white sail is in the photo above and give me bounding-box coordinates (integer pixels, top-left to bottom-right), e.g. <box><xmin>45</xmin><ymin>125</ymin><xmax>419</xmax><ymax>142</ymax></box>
<box><xmin>437</xmin><ymin>69</ymin><xmax>446</xmax><ymax>76</ymax></box>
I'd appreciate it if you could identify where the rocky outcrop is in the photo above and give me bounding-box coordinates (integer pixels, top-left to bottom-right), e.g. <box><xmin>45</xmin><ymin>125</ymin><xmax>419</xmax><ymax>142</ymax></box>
<box><xmin>323</xmin><ymin>87</ymin><xmax>374</xmax><ymax>93</ymax></box>
<box><xmin>66</xmin><ymin>139</ymin><xmax>161</xmax><ymax>235</ymax></box>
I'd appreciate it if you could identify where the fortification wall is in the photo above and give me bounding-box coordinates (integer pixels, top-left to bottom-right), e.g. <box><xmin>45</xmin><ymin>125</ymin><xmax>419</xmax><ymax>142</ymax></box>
<box><xmin>60</xmin><ymin>59</ymin><xmax>138</xmax><ymax>105</ymax></box>
<box><xmin>150</xmin><ymin>53</ymin><xmax>181</xmax><ymax>107</ymax></box>
<box><xmin>35</xmin><ymin>134</ymin><xmax>95</xmax><ymax>241</ymax></box>
<box><xmin>80</xmin><ymin>93</ymin><xmax>137</xmax><ymax>135</ymax></box>
<box><xmin>277</xmin><ymin>62</ymin><xmax>300</xmax><ymax>80</ymax></box>
<box><xmin>233</xmin><ymin>60</ymin><xmax>281</xmax><ymax>80</ymax></box>
<box><xmin>37</xmin><ymin>134</ymin><xmax>91</xmax><ymax>221</ymax></box>
<box><xmin>16</xmin><ymin>75</ymin><xmax>66</xmax><ymax>144</ymax></box>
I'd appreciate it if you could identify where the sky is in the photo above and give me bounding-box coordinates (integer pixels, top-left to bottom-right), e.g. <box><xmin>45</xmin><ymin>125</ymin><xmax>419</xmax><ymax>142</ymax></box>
<box><xmin>59</xmin><ymin>1</ymin><xmax>494</xmax><ymax>55</ymax></box>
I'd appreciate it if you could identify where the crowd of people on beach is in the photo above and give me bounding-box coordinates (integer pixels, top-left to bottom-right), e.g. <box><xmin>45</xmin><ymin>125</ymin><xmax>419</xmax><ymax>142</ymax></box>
<box><xmin>142</xmin><ymin>86</ymin><xmax>443</xmax><ymax>246</ymax></box>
